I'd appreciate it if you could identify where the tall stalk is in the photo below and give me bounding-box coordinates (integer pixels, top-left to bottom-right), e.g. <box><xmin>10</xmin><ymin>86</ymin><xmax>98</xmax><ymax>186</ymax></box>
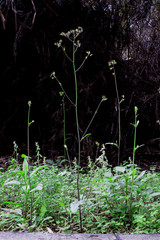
<box><xmin>27</xmin><ymin>101</ymin><xmax>34</xmax><ymax>226</ymax></box>
<box><xmin>51</xmin><ymin>27</ymin><xmax>107</xmax><ymax>231</ymax></box>
<box><xmin>27</xmin><ymin>101</ymin><xmax>31</xmax><ymax>158</ymax></box>
<box><xmin>73</xmin><ymin>36</ymin><xmax>81</xmax><ymax>168</ymax></box>
<box><xmin>62</xmin><ymin>95</ymin><xmax>66</xmax><ymax>159</ymax></box>
<box><xmin>108</xmin><ymin>60</ymin><xmax>123</xmax><ymax>165</ymax></box>
<box><xmin>59</xmin><ymin>92</ymin><xmax>67</xmax><ymax>159</ymax></box>
<box><xmin>72</xmin><ymin>33</ymin><xmax>83</xmax><ymax>232</ymax></box>
<box><xmin>132</xmin><ymin>106</ymin><xmax>138</xmax><ymax>169</ymax></box>
<box><xmin>129</xmin><ymin>106</ymin><xmax>138</xmax><ymax>226</ymax></box>
<box><xmin>113</xmin><ymin>66</ymin><xmax>121</xmax><ymax>166</ymax></box>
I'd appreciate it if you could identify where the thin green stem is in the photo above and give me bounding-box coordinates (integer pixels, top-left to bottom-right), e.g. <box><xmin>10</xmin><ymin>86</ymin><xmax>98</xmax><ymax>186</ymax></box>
<box><xmin>129</xmin><ymin>106</ymin><xmax>138</xmax><ymax>226</ymax></box>
<box><xmin>81</xmin><ymin>99</ymin><xmax>104</xmax><ymax>142</ymax></box>
<box><xmin>55</xmin><ymin>76</ymin><xmax>75</xmax><ymax>105</ymax></box>
<box><xmin>61</xmin><ymin>46</ymin><xmax>73</xmax><ymax>62</ymax></box>
<box><xmin>113</xmin><ymin>68</ymin><xmax>121</xmax><ymax>165</ymax></box>
<box><xmin>62</xmin><ymin>95</ymin><xmax>66</xmax><ymax>159</ymax></box>
<box><xmin>73</xmin><ymin>36</ymin><xmax>82</xmax><ymax>232</ymax></box>
<box><xmin>27</xmin><ymin>103</ymin><xmax>31</xmax><ymax>158</ymax></box>
<box><xmin>27</xmin><ymin>101</ymin><xmax>33</xmax><ymax>226</ymax></box>
<box><xmin>73</xmin><ymin>38</ymin><xmax>81</xmax><ymax>168</ymax></box>
<box><xmin>132</xmin><ymin>107</ymin><xmax>138</xmax><ymax>169</ymax></box>
<box><xmin>76</xmin><ymin>56</ymin><xmax>88</xmax><ymax>72</ymax></box>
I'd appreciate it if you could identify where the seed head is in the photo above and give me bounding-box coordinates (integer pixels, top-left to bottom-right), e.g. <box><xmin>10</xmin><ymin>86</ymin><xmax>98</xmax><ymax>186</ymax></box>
<box><xmin>50</xmin><ymin>72</ymin><xmax>56</xmax><ymax>79</ymax></box>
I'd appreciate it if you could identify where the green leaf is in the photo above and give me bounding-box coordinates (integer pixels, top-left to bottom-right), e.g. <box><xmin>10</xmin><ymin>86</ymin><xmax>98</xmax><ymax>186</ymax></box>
<box><xmin>70</xmin><ymin>200</ymin><xmax>84</xmax><ymax>214</ymax></box>
<box><xmin>30</xmin><ymin>183</ymin><xmax>43</xmax><ymax>192</ymax></box>
<box><xmin>21</xmin><ymin>154</ymin><xmax>28</xmax><ymax>159</ymax></box>
<box><xmin>81</xmin><ymin>133</ymin><xmax>91</xmax><ymax>141</ymax></box>
<box><xmin>4</xmin><ymin>180</ymin><xmax>20</xmax><ymax>185</ymax></box>
<box><xmin>1</xmin><ymin>208</ymin><xmax>22</xmax><ymax>216</ymax></box>
<box><xmin>114</xmin><ymin>166</ymin><xmax>126</xmax><ymax>173</ymax></box>
<box><xmin>132</xmin><ymin>168</ymin><xmax>137</xmax><ymax>176</ymax></box>
<box><xmin>105</xmin><ymin>142</ymin><xmax>118</xmax><ymax>148</ymax></box>
<box><xmin>139</xmin><ymin>182</ymin><xmax>147</xmax><ymax>190</ymax></box>
<box><xmin>150</xmin><ymin>192</ymin><xmax>160</xmax><ymax>197</ymax></box>
<box><xmin>30</xmin><ymin>165</ymin><xmax>47</xmax><ymax>178</ymax></box>
<box><xmin>39</xmin><ymin>201</ymin><xmax>47</xmax><ymax>220</ymax></box>
<box><xmin>41</xmin><ymin>216</ymin><xmax>52</xmax><ymax>224</ymax></box>
<box><xmin>135</xmin><ymin>144</ymin><xmax>144</xmax><ymax>151</ymax></box>
<box><xmin>28</xmin><ymin>120</ymin><xmax>34</xmax><ymax>126</ymax></box>
<box><xmin>33</xmin><ymin>196</ymin><xmax>41</xmax><ymax>206</ymax></box>
<box><xmin>136</xmin><ymin>170</ymin><xmax>146</xmax><ymax>180</ymax></box>
<box><xmin>22</xmin><ymin>185</ymin><xmax>30</xmax><ymax>192</ymax></box>
<box><xmin>23</xmin><ymin>158</ymin><xmax>28</xmax><ymax>177</ymax></box>
<box><xmin>4</xmin><ymin>202</ymin><xmax>24</xmax><ymax>211</ymax></box>
<box><xmin>104</xmin><ymin>172</ymin><xmax>112</xmax><ymax>177</ymax></box>
<box><xmin>58</xmin><ymin>202</ymin><xmax>66</xmax><ymax>208</ymax></box>
<box><xmin>15</xmin><ymin>170</ymin><xmax>25</xmax><ymax>178</ymax></box>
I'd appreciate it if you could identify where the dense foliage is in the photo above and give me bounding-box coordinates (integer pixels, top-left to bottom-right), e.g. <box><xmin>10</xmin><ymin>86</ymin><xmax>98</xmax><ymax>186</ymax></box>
<box><xmin>1</xmin><ymin>156</ymin><xmax>160</xmax><ymax>233</ymax></box>
<box><xmin>0</xmin><ymin>0</ymin><xmax>160</xmax><ymax>167</ymax></box>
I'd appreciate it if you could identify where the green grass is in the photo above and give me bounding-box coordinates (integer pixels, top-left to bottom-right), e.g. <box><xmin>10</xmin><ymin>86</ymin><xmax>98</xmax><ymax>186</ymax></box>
<box><xmin>1</xmin><ymin>155</ymin><xmax>160</xmax><ymax>233</ymax></box>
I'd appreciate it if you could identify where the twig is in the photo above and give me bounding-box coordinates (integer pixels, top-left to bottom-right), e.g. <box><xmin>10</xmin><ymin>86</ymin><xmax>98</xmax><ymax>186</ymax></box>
<box><xmin>31</xmin><ymin>0</ymin><xmax>36</xmax><ymax>27</ymax></box>
<box><xmin>13</xmin><ymin>0</ymin><xmax>18</xmax><ymax>31</ymax></box>
<box><xmin>76</xmin><ymin>57</ymin><xmax>88</xmax><ymax>72</ymax></box>
<box><xmin>0</xmin><ymin>9</ymin><xmax>5</xmax><ymax>29</ymax></box>
<box><xmin>41</xmin><ymin>0</ymin><xmax>59</xmax><ymax>16</ymax></box>
<box><xmin>55</xmin><ymin>76</ymin><xmax>75</xmax><ymax>106</ymax></box>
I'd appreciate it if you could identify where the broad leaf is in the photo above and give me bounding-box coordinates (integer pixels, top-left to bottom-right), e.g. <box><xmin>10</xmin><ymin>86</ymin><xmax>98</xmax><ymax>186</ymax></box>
<box><xmin>23</xmin><ymin>158</ymin><xmax>28</xmax><ymax>177</ymax></box>
<box><xmin>132</xmin><ymin>168</ymin><xmax>137</xmax><ymax>176</ymax></box>
<box><xmin>70</xmin><ymin>200</ymin><xmax>84</xmax><ymax>213</ymax></box>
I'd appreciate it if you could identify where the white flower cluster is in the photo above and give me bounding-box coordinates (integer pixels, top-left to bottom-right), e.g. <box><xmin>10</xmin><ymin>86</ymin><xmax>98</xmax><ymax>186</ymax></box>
<box><xmin>60</xmin><ymin>26</ymin><xmax>83</xmax><ymax>39</ymax></box>
<box><xmin>108</xmin><ymin>60</ymin><xmax>117</xmax><ymax>71</ymax></box>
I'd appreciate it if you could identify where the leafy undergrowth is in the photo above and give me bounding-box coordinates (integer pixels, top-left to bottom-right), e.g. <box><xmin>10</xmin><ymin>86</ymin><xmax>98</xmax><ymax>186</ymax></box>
<box><xmin>0</xmin><ymin>156</ymin><xmax>160</xmax><ymax>234</ymax></box>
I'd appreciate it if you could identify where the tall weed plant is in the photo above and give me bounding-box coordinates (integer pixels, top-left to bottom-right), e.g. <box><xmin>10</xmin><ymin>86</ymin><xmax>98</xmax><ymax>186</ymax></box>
<box><xmin>51</xmin><ymin>27</ymin><xmax>107</xmax><ymax>231</ymax></box>
<box><xmin>0</xmin><ymin>102</ymin><xmax>47</xmax><ymax>231</ymax></box>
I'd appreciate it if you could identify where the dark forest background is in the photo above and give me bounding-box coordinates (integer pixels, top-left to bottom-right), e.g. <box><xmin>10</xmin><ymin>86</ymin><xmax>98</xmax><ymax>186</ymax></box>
<box><xmin>0</xmin><ymin>0</ymin><xmax>160</xmax><ymax>168</ymax></box>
